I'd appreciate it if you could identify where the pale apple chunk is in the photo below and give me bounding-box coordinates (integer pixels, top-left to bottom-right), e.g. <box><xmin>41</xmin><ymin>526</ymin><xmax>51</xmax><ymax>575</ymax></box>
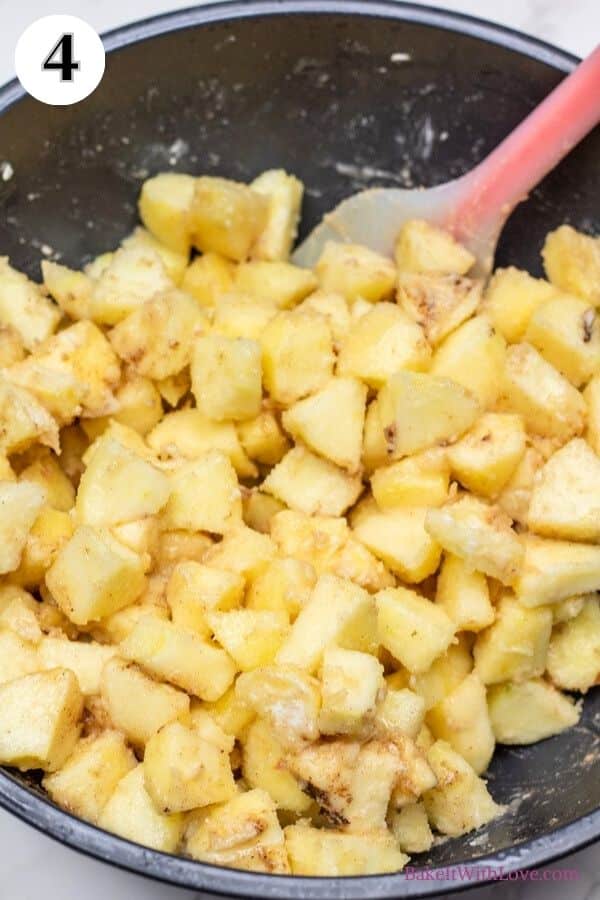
<box><xmin>397</xmin><ymin>272</ymin><xmax>482</xmax><ymax>346</ymax></box>
<box><xmin>236</xmin><ymin>665</ymin><xmax>320</xmax><ymax>747</ymax></box>
<box><xmin>0</xmin><ymin>481</ymin><xmax>46</xmax><ymax>574</ymax></box>
<box><xmin>207</xmin><ymin>609</ymin><xmax>289</xmax><ymax>671</ymax></box>
<box><xmin>447</xmin><ymin>413</ymin><xmax>526</xmax><ymax>498</ymax></box>
<box><xmin>263</xmin><ymin>446</ymin><xmax>362</xmax><ymax>517</ymax></box>
<box><xmin>281</xmin><ymin>376</ymin><xmax>366</xmax><ymax>472</ymax></box>
<box><xmin>473</xmin><ymin>595</ymin><xmax>552</xmax><ymax>684</ymax></box>
<box><xmin>524</xmin><ymin>294</ymin><xmax>600</xmax><ymax>387</ymax></box>
<box><xmin>435</xmin><ymin>554</ymin><xmax>494</xmax><ymax>632</ymax></box>
<box><xmin>0</xmin><ymin>627</ymin><xmax>40</xmax><ymax>685</ymax></box>
<box><xmin>0</xmin><ymin>377</ymin><xmax>59</xmax><ymax>454</ymax></box>
<box><xmin>319</xmin><ymin>646</ymin><xmax>384</xmax><ymax>736</ymax></box>
<box><xmin>241</xmin><ymin>718</ymin><xmax>312</xmax><ymax>812</ymax></box>
<box><xmin>144</xmin><ymin>721</ymin><xmax>236</xmax><ymax>813</ymax></box>
<box><xmin>121</xmin><ymin>226</ymin><xmax>189</xmax><ymax>285</ymax></box>
<box><xmin>190</xmin><ymin>176</ymin><xmax>268</xmax><ymax>261</ymax></box>
<box><xmin>546</xmin><ymin>597</ymin><xmax>600</xmax><ymax>693</ymax></box>
<box><xmin>181</xmin><ymin>252</ymin><xmax>233</xmax><ymax>307</ymax></box>
<box><xmin>527</xmin><ymin>439</ymin><xmax>600</xmax><ymax>541</ymax></box>
<box><xmin>42</xmin><ymin>260</ymin><xmax>94</xmax><ymax>321</ymax></box>
<box><xmin>138</xmin><ymin>172</ymin><xmax>196</xmax><ymax>254</ymax></box>
<box><xmin>497</xmin><ymin>444</ymin><xmax>545</xmax><ymax>525</ymax></box>
<box><xmin>109</xmin><ymin>290</ymin><xmax>206</xmax><ymax>380</ymax></box>
<box><xmin>43</xmin><ymin>731</ymin><xmax>136</xmax><ymax>823</ymax></box>
<box><xmin>353</xmin><ymin>501</ymin><xmax>441</xmax><ymax>583</ymax></box>
<box><xmin>315</xmin><ymin>241</ymin><xmax>396</xmax><ymax>302</ymax></box>
<box><xmin>0</xmin><ymin>668</ymin><xmax>83</xmax><ymax>772</ymax></box>
<box><xmin>482</xmin><ymin>266</ymin><xmax>558</xmax><ymax>342</ymax></box>
<box><xmin>425</xmin><ymin>495</ymin><xmax>523</xmax><ymax>585</ymax></box>
<box><xmin>286</xmin><ymin>824</ymin><xmax>407</xmax><ymax>875</ymax></box>
<box><xmin>0</xmin><ymin>257</ymin><xmax>60</xmax><ymax>350</ymax></box>
<box><xmin>191</xmin><ymin>334</ymin><xmax>262</xmax><ymax>422</ymax></box>
<box><xmin>46</xmin><ymin>526</ymin><xmax>146</xmax><ymax>625</ymax></box>
<box><xmin>375</xmin><ymin>688</ymin><xmax>425</xmax><ymax>741</ymax></box>
<box><xmin>186</xmin><ymin>788</ymin><xmax>290</xmax><ymax>873</ymax></box>
<box><xmin>166</xmin><ymin>562</ymin><xmax>244</xmax><ymax>637</ymax></box>
<box><xmin>245</xmin><ymin>557</ymin><xmax>316</xmax><ymax>620</ymax></box>
<box><xmin>376</xmin><ymin>586</ymin><xmax>455</xmax><ymax>674</ymax></box>
<box><xmin>163</xmin><ymin>451</ymin><xmax>242</xmax><ymax>535</ymax></box>
<box><xmin>276</xmin><ymin>574</ymin><xmax>376</xmax><ymax>672</ymax></box>
<box><xmin>261</xmin><ymin>310</ymin><xmax>334</xmax><ymax>404</ymax></box>
<box><xmin>427</xmin><ymin>672</ymin><xmax>495</xmax><ymax>774</ymax></box>
<box><xmin>488</xmin><ymin>679</ymin><xmax>580</xmax><ymax>744</ymax></box>
<box><xmin>515</xmin><ymin>535</ymin><xmax>600</xmax><ymax>607</ymax></box>
<box><xmin>371</xmin><ymin>449</ymin><xmax>450</xmax><ymax>509</ymax></box>
<box><xmin>423</xmin><ymin>740</ymin><xmax>502</xmax><ymax>837</ymax></box>
<box><xmin>38</xmin><ymin>636</ymin><xmax>117</xmax><ymax>695</ymax></box>
<box><xmin>121</xmin><ymin>616</ymin><xmax>235</xmax><ymax>701</ymax></box>
<box><xmin>500</xmin><ymin>343</ymin><xmax>586</xmax><ymax>441</ymax></box>
<box><xmin>76</xmin><ymin>436</ymin><xmax>170</xmax><ymax>528</ymax></box>
<box><xmin>234</xmin><ymin>260</ymin><xmax>317</xmax><ymax>308</ymax></box>
<box><xmin>542</xmin><ymin>224</ymin><xmax>600</xmax><ymax>305</ymax></box>
<box><xmin>430</xmin><ymin>315</ymin><xmax>506</xmax><ymax>408</ymax></box>
<box><xmin>336</xmin><ymin>302</ymin><xmax>431</xmax><ymax>388</ymax></box>
<box><xmin>390</xmin><ymin>802</ymin><xmax>434</xmax><ymax>854</ymax></box>
<box><xmin>377</xmin><ymin>371</ymin><xmax>480</xmax><ymax>458</ymax></box>
<box><xmin>101</xmin><ymin>657</ymin><xmax>190</xmax><ymax>747</ymax></box>
<box><xmin>251</xmin><ymin>168</ymin><xmax>304</xmax><ymax>261</ymax></box>
<box><xmin>238</xmin><ymin>411</ymin><xmax>290</xmax><ymax>466</ymax></box>
<box><xmin>394</xmin><ymin>220</ymin><xmax>474</xmax><ymax>275</ymax></box>
<box><xmin>99</xmin><ymin>764</ymin><xmax>184</xmax><ymax>852</ymax></box>
<box><xmin>90</xmin><ymin>244</ymin><xmax>174</xmax><ymax>325</ymax></box>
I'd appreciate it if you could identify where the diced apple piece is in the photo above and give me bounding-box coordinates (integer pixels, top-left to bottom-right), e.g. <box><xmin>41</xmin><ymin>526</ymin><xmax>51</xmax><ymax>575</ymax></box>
<box><xmin>500</xmin><ymin>343</ymin><xmax>586</xmax><ymax>441</ymax></box>
<box><xmin>101</xmin><ymin>657</ymin><xmax>189</xmax><ymax>747</ymax></box>
<box><xmin>515</xmin><ymin>535</ymin><xmax>600</xmax><ymax>607</ymax></box>
<box><xmin>263</xmin><ymin>446</ymin><xmax>362</xmax><ymax>517</ymax></box>
<box><xmin>435</xmin><ymin>554</ymin><xmax>494</xmax><ymax>632</ymax></box>
<box><xmin>390</xmin><ymin>802</ymin><xmax>434</xmax><ymax>854</ymax></box>
<box><xmin>353</xmin><ymin>501</ymin><xmax>441</xmax><ymax>583</ymax></box>
<box><xmin>395</xmin><ymin>220</ymin><xmax>474</xmax><ymax>275</ymax></box>
<box><xmin>425</xmin><ymin>495</ymin><xmax>523</xmax><ymax>585</ymax></box>
<box><xmin>121</xmin><ymin>226</ymin><xmax>189</xmax><ymax>285</ymax></box>
<box><xmin>410</xmin><ymin>638</ymin><xmax>473</xmax><ymax>711</ymax></box>
<box><xmin>251</xmin><ymin>168</ymin><xmax>303</xmax><ymax>261</ymax></box>
<box><xmin>181</xmin><ymin>252</ymin><xmax>233</xmax><ymax>307</ymax></box>
<box><xmin>76</xmin><ymin>436</ymin><xmax>170</xmax><ymax>528</ymax></box>
<box><xmin>121</xmin><ymin>616</ymin><xmax>235</xmax><ymax>701</ymax></box>
<box><xmin>246</xmin><ymin>557</ymin><xmax>315</xmax><ymax>620</ymax></box>
<box><xmin>427</xmin><ymin>672</ymin><xmax>495</xmax><ymax>774</ymax></box>
<box><xmin>138</xmin><ymin>172</ymin><xmax>196</xmax><ymax>254</ymax></box>
<box><xmin>0</xmin><ymin>481</ymin><xmax>46</xmax><ymax>574</ymax></box>
<box><xmin>236</xmin><ymin>664</ymin><xmax>320</xmax><ymax>748</ymax></box>
<box><xmin>377</xmin><ymin>371</ymin><xmax>480</xmax><ymax>458</ymax></box>
<box><xmin>397</xmin><ymin>272</ymin><xmax>481</xmax><ymax>345</ymax></box>
<box><xmin>525</xmin><ymin>294</ymin><xmax>600</xmax><ymax>387</ymax></box>
<box><xmin>546</xmin><ymin>597</ymin><xmax>600</xmax><ymax>693</ymax></box>
<box><xmin>542</xmin><ymin>224</ymin><xmax>600</xmax><ymax>305</ymax></box>
<box><xmin>473</xmin><ymin>594</ymin><xmax>552</xmax><ymax>684</ymax></box>
<box><xmin>316</xmin><ymin>241</ymin><xmax>396</xmax><ymax>302</ymax></box>
<box><xmin>190</xmin><ymin>176</ymin><xmax>268</xmax><ymax>261</ymax></box>
<box><xmin>38</xmin><ymin>636</ymin><xmax>117</xmax><ymax>695</ymax></box>
<box><xmin>431</xmin><ymin>315</ymin><xmax>506</xmax><ymax>407</ymax></box>
<box><xmin>109</xmin><ymin>289</ymin><xmax>205</xmax><ymax>380</ymax></box>
<box><xmin>0</xmin><ymin>257</ymin><xmax>60</xmax><ymax>350</ymax></box>
<box><xmin>163</xmin><ymin>450</ymin><xmax>242</xmax><ymax>535</ymax></box>
<box><xmin>282</xmin><ymin>376</ymin><xmax>366</xmax><ymax>472</ymax></box>
<box><xmin>0</xmin><ymin>669</ymin><xmax>82</xmax><ymax>772</ymax></box>
<box><xmin>46</xmin><ymin>526</ymin><xmax>146</xmax><ymax>625</ymax></box>
<box><xmin>186</xmin><ymin>788</ymin><xmax>290</xmax><ymax>873</ymax></box>
<box><xmin>285</xmin><ymin>824</ymin><xmax>407</xmax><ymax>875</ymax></box>
<box><xmin>261</xmin><ymin>310</ymin><xmax>334</xmax><ymax>404</ymax></box>
<box><xmin>44</xmin><ymin>731</ymin><xmax>136</xmax><ymax>823</ymax></box>
<box><xmin>207</xmin><ymin>609</ymin><xmax>289</xmax><ymax>671</ymax></box>
<box><xmin>376</xmin><ymin>586</ymin><xmax>455</xmax><ymax>674</ymax></box>
<box><xmin>336</xmin><ymin>302</ymin><xmax>430</xmax><ymax>388</ymax></box>
<box><xmin>191</xmin><ymin>334</ymin><xmax>262</xmax><ymax>422</ymax></box>
<box><xmin>144</xmin><ymin>721</ymin><xmax>235</xmax><ymax>813</ymax></box>
<box><xmin>241</xmin><ymin>719</ymin><xmax>312</xmax><ymax>812</ymax></box>
<box><xmin>319</xmin><ymin>647</ymin><xmax>384</xmax><ymax>735</ymax></box>
<box><xmin>99</xmin><ymin>764</ymin><xmax>184</xmax><ymax>852</ymax></box>
<box><xmin>42</xmin><ymin>260</ymin><xmax>94</xmax><ymax>321</ymax></box>
<box><xmin>423</xmin><ymin>740</ymin><xmax>502</xmax><ymax>836</ymax></box>
<box><xmin>238</xmin><ymin>411</ymin><xmax>290</xmax><ymax>466</ymax></box>
<box><xmin>375</xmin><ymin>688</ymin><xmax>425</xmax><ymax>741</ymax></box>
<box><xmin>234</xmin><ymin>260</ymin><xmax>316</xmax><ymax>308</ymax></box>
<box><xmin>371</xmin><ymin>449</ymin><xmax>449</xmax><ymax>509</ymax></box>
<box><xmin>276</xmin><ymin>574</ymin><xmax>376</xmax><ymax>672</ymax></box>
<box><xmin>204</xmin><ymin>524</ymin><xmax>275</xmax><ymax>581</ymax></box>
<box><xmin>90</xmin><ymin>244</ymin><xmax>174</xmax><ymax>325</ymax></box>
<box><xmin>447</xmin><ymin>413</ymin><xmax>526</xmax><ymax>498</ymax></box>
<box><xmin>482</xmin><ymin>266</ymin><xmax>557</xmax><ymax>342</ymax></box>
<box><xmin>0</xmin><ymin>627</ymin><xmax>40</xmax><ymax>685</ymax></box>
<box><xmin>166</xmin><ymin>562</ymin><xmax>243</xmax><ymax>637</ymax></box>
<box><xmin>488</xmin><ymin>679</ymin><xmax>580</xmax><ymax>744</ymax></box>
<box><xmin>527</xmin><ymin>439</ymin><xmax>600</xmax><ymax>541</ymax></box>
<box><xmin>0</xmin><ymin>377</ymin><xmax>59</xmax><ymax>454</ymax></box>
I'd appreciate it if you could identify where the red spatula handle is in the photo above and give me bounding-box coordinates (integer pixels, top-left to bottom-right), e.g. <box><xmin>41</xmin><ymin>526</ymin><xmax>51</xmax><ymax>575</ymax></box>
<box><xmin>450</xmin><ymin>45</ymin><xmax>600</xmax><ymax>243</ymax></box>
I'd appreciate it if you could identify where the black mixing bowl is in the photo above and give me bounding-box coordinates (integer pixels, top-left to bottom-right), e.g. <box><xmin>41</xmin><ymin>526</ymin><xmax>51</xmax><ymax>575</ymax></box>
<box><xmin>0</xmin><ymin>1</ymin><xmax>598</xmax><ymax>896</ymax></box>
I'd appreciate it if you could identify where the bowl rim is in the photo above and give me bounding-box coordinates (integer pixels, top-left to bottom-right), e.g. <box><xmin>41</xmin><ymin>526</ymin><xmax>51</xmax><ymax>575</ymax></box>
<box><xmin>0</xmin><ymin>1</ymin><xmax>597</xmax><ymax>896</ymax></box>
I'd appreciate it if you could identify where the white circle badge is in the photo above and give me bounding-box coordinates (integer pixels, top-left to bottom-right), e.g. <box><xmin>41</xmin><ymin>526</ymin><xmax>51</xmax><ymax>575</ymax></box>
<box><xmin>15</xmin><ymin>15</ymin><xmax>105</xmax><ymax>106</ymax></box>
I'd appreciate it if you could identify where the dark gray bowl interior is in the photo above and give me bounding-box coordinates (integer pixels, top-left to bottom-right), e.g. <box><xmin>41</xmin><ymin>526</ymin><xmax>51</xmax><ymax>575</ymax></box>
<box><xmin>0</xmin><ymin>1</ymin><xmax>598</xmax><ymax>897</ymax></box>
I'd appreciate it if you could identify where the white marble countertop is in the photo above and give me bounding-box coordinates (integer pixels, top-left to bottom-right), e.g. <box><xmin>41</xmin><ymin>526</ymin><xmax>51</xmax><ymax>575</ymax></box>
<box><xmin>0</xmin><ymin>1</ymin><xmax>599</xmax><ymax>898</ymax></box>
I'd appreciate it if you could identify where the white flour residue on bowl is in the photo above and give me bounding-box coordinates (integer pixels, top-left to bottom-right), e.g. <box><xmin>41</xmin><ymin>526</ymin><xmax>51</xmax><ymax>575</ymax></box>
<box><xmin>0</xmin><ymin>161</ymin><xmax>14</xmax><ymax>182</ymax></box>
